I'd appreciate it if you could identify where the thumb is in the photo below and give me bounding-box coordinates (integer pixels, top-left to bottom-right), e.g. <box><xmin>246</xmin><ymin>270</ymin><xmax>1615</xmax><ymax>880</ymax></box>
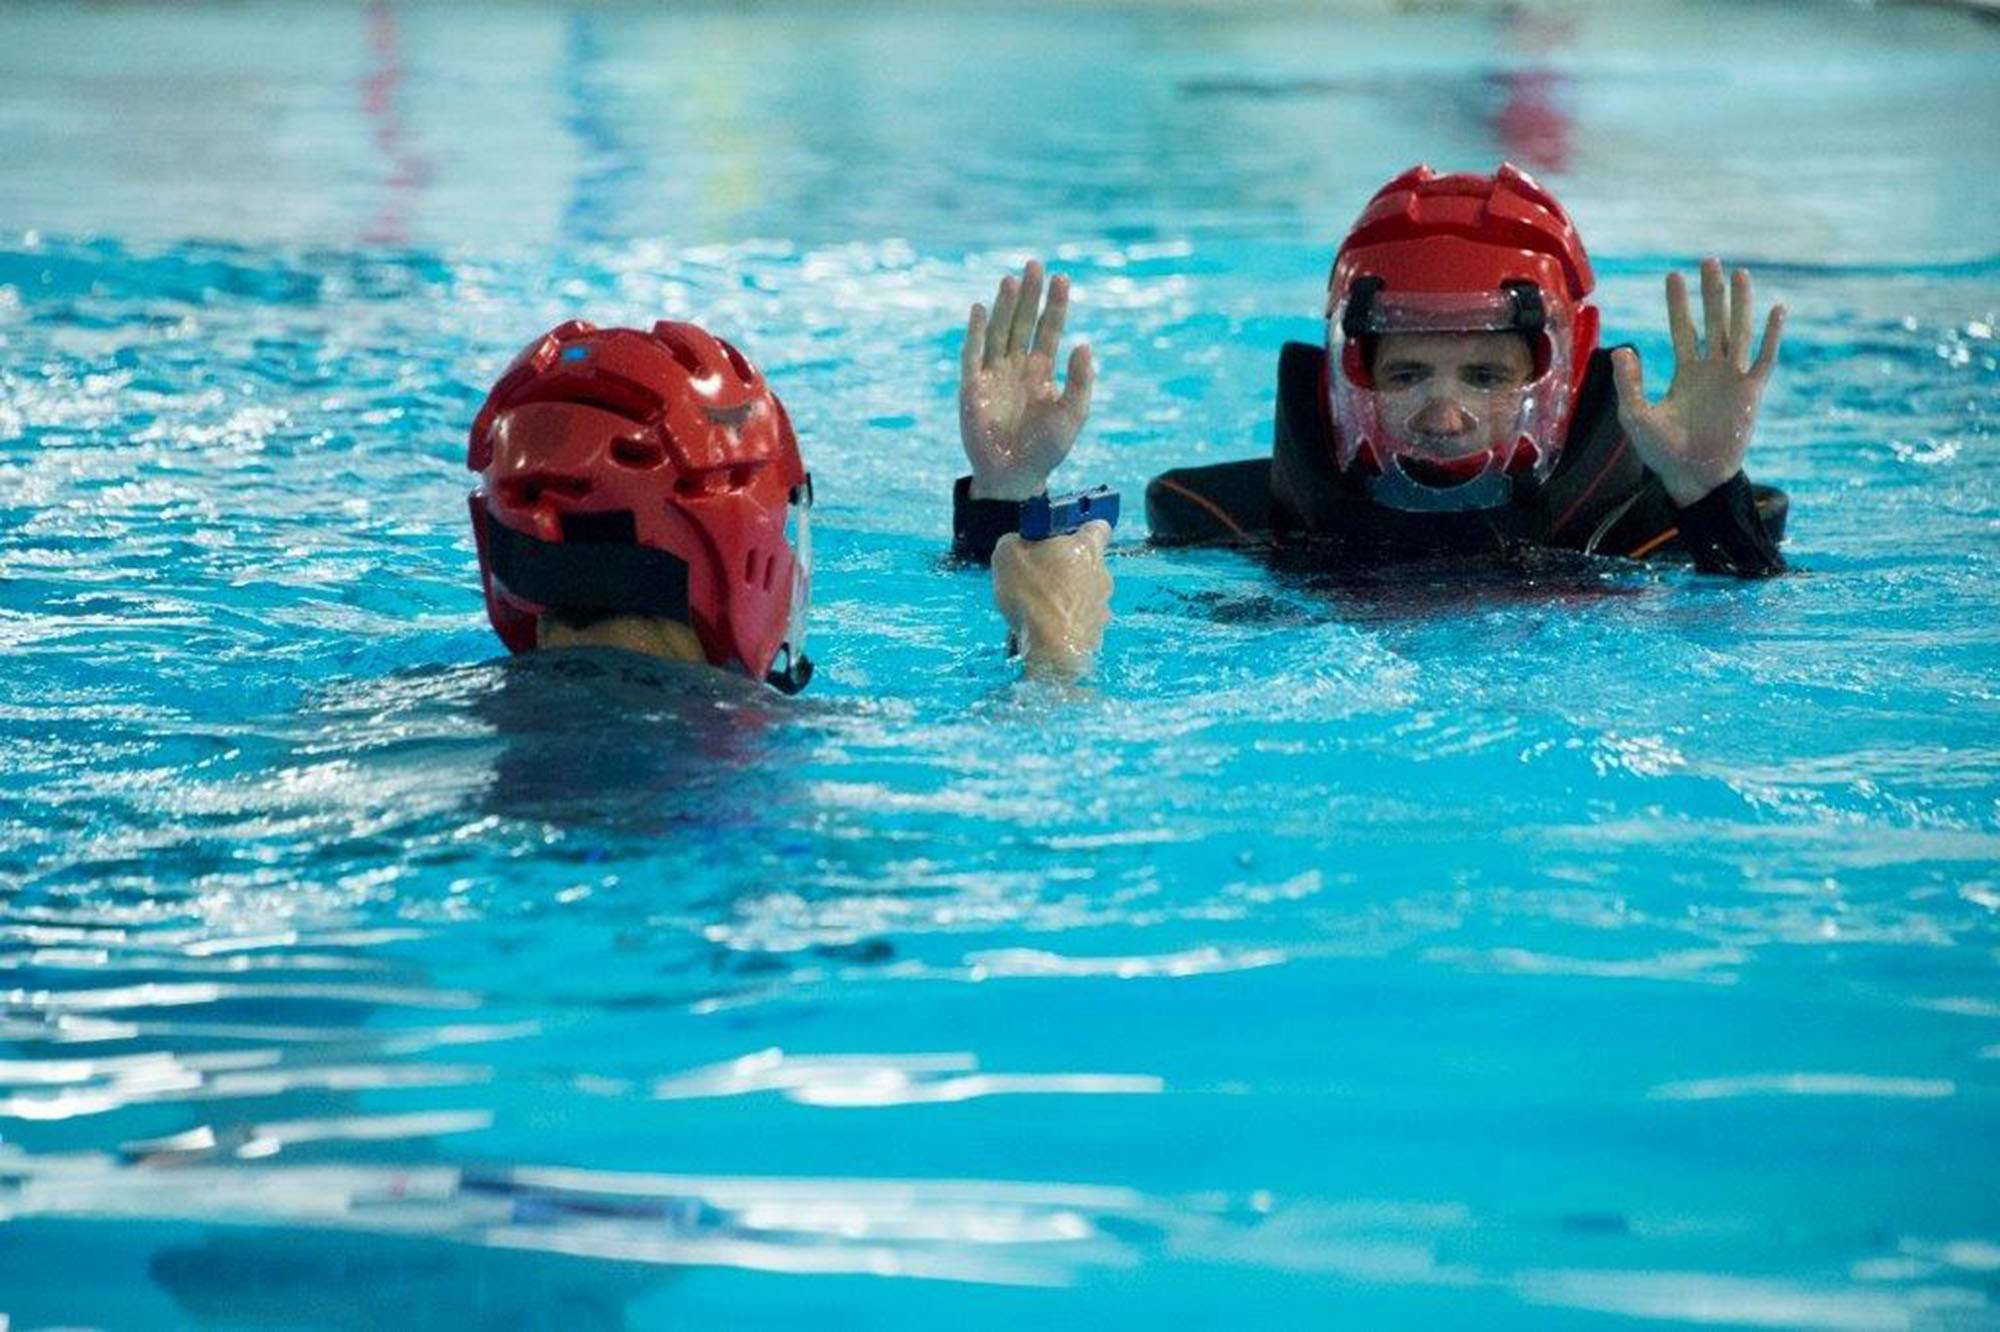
<box><xmin>990</xmin><ymin>534</ymin><xmax>1026</xmax><ymax>610</ymax></box>
<box><xmin>1060</xmin><ymin>343</ymin><xmax>1094</xmax><ymax>421</ymax></box>
<box><xmin>1076</xmin><ymin>518</ymin><xmax>1112</xmax><ymax>557</ymax></box>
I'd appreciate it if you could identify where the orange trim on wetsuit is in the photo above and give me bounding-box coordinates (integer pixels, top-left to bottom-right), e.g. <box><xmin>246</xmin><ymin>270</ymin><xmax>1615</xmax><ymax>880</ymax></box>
<box><xmin>1152</xmin><ymin>476</ymin><xmax>1253</xmax><ymax>541</ymax></box>
<box><xmin>1548</xmin><ymin>437</ymin><xmax>1631</xmax><ymax>538</ymax></box>
<box><xmin>1626</xmin><ymin>527</ymin><xmax>1680</xmax><ymax>559</ymax></box>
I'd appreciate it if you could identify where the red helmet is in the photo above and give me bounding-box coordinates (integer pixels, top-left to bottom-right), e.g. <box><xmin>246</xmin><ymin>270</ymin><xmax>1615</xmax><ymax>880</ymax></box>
<box><xmin>1324</xmin><ymin>163</ymin><xmax>1601</xmax><ymax>510</ymax></box>
<box><xmin>467</xmin><ymin>319</ymin><xmax>814</xmax><ymax>692</ymax></box>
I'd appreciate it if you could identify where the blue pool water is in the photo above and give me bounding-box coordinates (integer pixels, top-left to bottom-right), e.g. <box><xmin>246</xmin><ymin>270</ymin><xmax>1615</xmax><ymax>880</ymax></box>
<box><xmin>3</xmin><ymin>1</ymin><xmax>1999</xmax><ymax>1326</ymax></box>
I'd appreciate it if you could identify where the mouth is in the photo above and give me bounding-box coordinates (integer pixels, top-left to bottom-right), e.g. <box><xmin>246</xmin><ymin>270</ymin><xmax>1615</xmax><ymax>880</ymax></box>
<box><xmin>1398</xmin><ymin>453</ymin><xmax>1493</xmax><ymax>486</ymax></box>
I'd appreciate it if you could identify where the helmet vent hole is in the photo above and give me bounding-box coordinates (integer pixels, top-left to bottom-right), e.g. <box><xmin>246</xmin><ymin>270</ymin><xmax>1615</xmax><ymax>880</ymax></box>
<box><xmin>717</xmin><ymin>338</ymin><xmax>756</xmax><ymax>385</ymax></box>
<box><xmin>761</xmin><ymin>552</ymin><xmax>777</xmax><ymax>592</ymax></box>
<box><xmin>657</xmin><ymin>331</ymin><xmax>705</xmax><ymax>377</ymax></box>
<box><xmin>611</xmin><ymin>438</ymin><xmax>664</xmax><ymax>469</ymax></box>
<box><xmin>676</xmin><ymin>470</ymin><xmax>735</xmax><ymax>498</ymax></box>
<box><xmin>728</xmin><ymin>465</ymin><xmax>757</xmax><ymax>490</ymax></box>
<box><xmin>501</xmin><ymin>473</ymin><xmax>588</xmax><ymax>507</ymax></box>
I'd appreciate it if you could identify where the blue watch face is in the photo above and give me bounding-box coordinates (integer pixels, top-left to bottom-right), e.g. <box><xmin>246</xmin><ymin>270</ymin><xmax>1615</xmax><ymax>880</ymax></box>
<box><xmin>1020</xmin><ymin>487</ymin><xmax>1120</xmax><ymax>541</ymax></box>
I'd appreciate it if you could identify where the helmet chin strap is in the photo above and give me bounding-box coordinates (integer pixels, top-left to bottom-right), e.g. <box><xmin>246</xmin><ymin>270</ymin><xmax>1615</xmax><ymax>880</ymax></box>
<box><xmin>765</xmin><ymin>649</ymin><xmax>814</xmax><ymax>695</ymax></box>
<box><xmin>1364</xmin><ymin>456</ymin><xmax>1519</xmax><ymax>513</ymax></box>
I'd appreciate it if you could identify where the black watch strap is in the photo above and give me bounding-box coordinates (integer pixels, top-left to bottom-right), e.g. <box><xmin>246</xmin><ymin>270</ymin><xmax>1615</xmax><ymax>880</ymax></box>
<box><xmin>952</xmin><ymin>475</ymin><xmax>1034</xmax><ymax>566</ymax></box>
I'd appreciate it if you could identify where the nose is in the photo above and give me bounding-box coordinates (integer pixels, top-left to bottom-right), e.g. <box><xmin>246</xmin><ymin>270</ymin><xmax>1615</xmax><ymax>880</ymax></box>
<box><xmin>1410</xmin><ymin>396</ymin><xmax>1476</xmax><ymax>437</ymax></box>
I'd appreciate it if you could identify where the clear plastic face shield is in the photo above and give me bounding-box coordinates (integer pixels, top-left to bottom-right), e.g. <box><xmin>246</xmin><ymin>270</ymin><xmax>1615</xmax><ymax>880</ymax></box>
<box><xmin>768</xmin><ymin>475</ymin><xmax>814</xmax><ymax>692</ymax></box>
<box><xmin>1328</xmin><ymin>280</ymin><xmax>1572</xmax><ymax>512</ymax></box>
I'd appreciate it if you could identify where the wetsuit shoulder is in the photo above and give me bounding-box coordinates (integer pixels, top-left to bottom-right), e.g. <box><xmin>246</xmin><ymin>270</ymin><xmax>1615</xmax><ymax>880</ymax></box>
<box><xmin>1145</xmin><ymin>458</ymin><xmax>1273</xmax><ymax>546</ymax></box>
<box><xmin>1541</xmin><ymin>345</ymin><xmax>1648</xmax><ymax>546</ymax></box>
<box><xmin>1267</xmin><ymin>340</ymin><xmax>1352</xmax><ymax>539</ymax></box>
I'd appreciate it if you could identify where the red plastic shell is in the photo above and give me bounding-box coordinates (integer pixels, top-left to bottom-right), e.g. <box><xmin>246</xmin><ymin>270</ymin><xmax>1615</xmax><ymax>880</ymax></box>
<box><xmin>466</xmin><ymin>320</ymin><xmax>807</xmax><ymax>680</ymax></box>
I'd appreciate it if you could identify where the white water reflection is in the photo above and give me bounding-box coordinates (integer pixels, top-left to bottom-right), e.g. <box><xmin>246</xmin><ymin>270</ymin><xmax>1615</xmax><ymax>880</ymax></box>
<box><xmin>2</xmin><ymin>1058</ymin><xmax>489</xmax><ymax>1122</ymax></box>
<box><xmin>1647</xmin><ymin>1073</ymin><xmax>1955</xmax><ymax>1101</ymax></box>
<box><xmin>7</xmin><ymin>980</ymin><xmax>481</xmax><ymax>1012</ymax></box>
<box><xmin>1512</xmin><ymin>1267</ymin><xmax>1987</xmax><ymax>1330</ymax></box>
<box><xmin>652</xmin><ymin>1048</ymin><xmax>1162</xmax><ymax>1107</ymax></box>
<box><xmin>1424</xmin><ymin>945</ymin><xmax>1747</xmax><ymax>984</ymax></box>
<box><xmin>123</xmin><ymin>1110</ymin><xmax>495</xmax><ymax>1163</ymax></box>
<box><xmin>962</xmin><ymin>945</ymin><xmax>1286</xmax><ymax>980</ymax></box>
<box><xmin>0</xmin><ymin>1148</ymin><xmax>1171</xmax><ymax>1287</ymax></box>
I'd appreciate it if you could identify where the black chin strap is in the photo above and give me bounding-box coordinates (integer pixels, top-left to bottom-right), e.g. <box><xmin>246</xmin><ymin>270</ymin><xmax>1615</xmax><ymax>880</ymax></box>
<box><xmin>482</xmin><ymin>507</ymin><xmax>816</xmax><ymax>692</ymax></box>
<box><xmin>765</xmin><ymin>650</ymin><xmax>814</xmax><ymax>695</ymax></box>
<box><xmin>480</xmin><ymin>508</ymin><xmax>692</xmax><ymax>622</ymax></box>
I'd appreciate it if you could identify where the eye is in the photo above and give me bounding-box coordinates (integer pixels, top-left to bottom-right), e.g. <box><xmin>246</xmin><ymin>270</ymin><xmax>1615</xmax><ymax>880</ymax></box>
<box><xmin>1461</xmin><ymin>365</ymin><xmax>1516</xmax><ymax>390</ymax></box>
<box><xmin>1379</xmin><ymin>365</ymin><xmax>1428</xmax><ymax>389</ymax></box>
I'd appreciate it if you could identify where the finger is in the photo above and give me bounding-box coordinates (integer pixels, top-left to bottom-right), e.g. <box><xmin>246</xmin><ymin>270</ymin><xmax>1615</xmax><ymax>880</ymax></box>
<box><xmin>1728</xmin><ymin>268</ymin><xmax>1754</xmax><ymax>372</ymax></box>
<box><xmin>1077</xmin><ymin>518</ymin><xmax>1112</xmax><ymax>556</ymax></box>
<box><xmin>1058</xmin><ymin>343</ymin><xmax>1095</xmax><ymax>423</ymax></box>
<box><xmin>985</xmin><ymin>275</ymin><xmax>1019</xmax><ymax>367</ymax></box>
<box><xmin>1032</xmin><ymin>271</ymin><xmax>1070</xmax><ymax>361</ymax></box>
<box><xmin>1008</xmin><ymin>260</ymin><xmax>1044</xmax><ymax>358</ymax></box>
<box><xmin>1611</xmin><ymin>346</ymin><xmax>1649</xmax><ymax>419</ymax></box>
<box><xmin>962</xmin><ymin>303</ymin><xmax>987</xmax><ymax>383</ymax></box>
<box><xmin>1749</xmin><ymin>304</ymin><xmax>1787</xmax><ymax>381</ymax></box>
<box><xmin>1700</xmin><ymin>256</ymin><xmax>1726</xmax><ymax>359</ymax></box>
<box><xmin>1665</xmin><ymin>271</ymin><xmax>1697</xmax><ymax>367</ymax></box>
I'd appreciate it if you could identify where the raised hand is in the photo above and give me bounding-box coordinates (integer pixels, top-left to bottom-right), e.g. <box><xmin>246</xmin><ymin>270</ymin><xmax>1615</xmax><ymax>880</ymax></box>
<box><xmin>1612</xmin><ymin>257</ymin><xmax>1786</xmax><ymax>506</ymax></box>
<box><xmin>992</xmin><ymin>520</ymin><xmax>1113</xmax><ymax>680</ymax></box>
<box><xmin>960</xmin><ymin>260</ymin><xmax>1095</xmax><ymax>502</ymax></box>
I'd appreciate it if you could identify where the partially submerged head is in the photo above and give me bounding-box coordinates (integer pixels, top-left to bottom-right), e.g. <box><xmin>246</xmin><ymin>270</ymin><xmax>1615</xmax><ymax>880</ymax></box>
<box><xmin>1326</xmin><ymin>163</ymin><xmax>1599</xmax><ymax>511</ymax></box>
<box><xmin>468</xmin><ymin>320</ymin><xmax>814</xmax><ymax>692</ymax></box>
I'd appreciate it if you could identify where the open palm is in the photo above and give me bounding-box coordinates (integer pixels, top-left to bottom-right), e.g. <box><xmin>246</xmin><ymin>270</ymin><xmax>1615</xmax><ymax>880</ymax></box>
<box><xmin>960</xmin><ymin>260</ymin><xmax>1095</xmax><ymax>502</ymax></box>
<box><xmin>1613</xmin><ymin>257</ymin><xmax>1786</xmax><ymax>506</ymax></box>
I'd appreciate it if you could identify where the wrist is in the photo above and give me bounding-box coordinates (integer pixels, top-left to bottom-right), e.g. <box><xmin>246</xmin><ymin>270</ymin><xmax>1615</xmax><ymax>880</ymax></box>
<box><xmin>970</xmin><ymin>472</ymin><xmax>1048</xmax><ymax>503</ymax></box>
<box><xmin>1647</xmin><ymin>443</ymin><xmax>1742</xmax><ymax>507</ymax></box>
<box><xmin>1660</xmin><ymin>464</ymin><xmax>1736</xmax><ymax>508</ymax></box>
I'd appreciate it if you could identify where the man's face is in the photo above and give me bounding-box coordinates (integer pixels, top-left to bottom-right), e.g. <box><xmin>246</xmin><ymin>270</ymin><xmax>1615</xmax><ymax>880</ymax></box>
<box><xmin>1370</xmin><ymin>331</ymin><xmax>1536</xmax><ymax>460</ymax></box>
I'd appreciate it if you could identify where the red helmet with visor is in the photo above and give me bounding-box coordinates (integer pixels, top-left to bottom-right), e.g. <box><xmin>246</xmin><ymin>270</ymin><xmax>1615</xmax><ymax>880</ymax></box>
<box><xmin>468</xmin><ymin>319</ymin><xmax>813</xmax><ymax>692</ymax></box>
<box><xmin>1325</xmin><ymin>163</ymin><xmax>1600</xmax><ymax>511</ymax></box>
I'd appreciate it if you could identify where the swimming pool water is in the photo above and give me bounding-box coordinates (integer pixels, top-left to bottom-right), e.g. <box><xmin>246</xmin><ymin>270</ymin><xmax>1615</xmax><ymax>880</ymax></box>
<box><xmin>2</xmin><ymin>1</ymin><xmax>1998</xmax><ymax>1326</ymax></box>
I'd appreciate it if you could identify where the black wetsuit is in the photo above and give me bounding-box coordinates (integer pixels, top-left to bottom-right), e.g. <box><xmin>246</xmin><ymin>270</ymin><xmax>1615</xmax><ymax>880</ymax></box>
<box><xmin>955</xmin><ymin>343</ymin><xmax>1787</xmax><ymax>578</ymax></box>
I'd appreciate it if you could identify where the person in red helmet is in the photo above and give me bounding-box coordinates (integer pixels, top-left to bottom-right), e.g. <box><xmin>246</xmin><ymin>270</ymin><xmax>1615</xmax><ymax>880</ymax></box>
<box><xmin>472</xmin><ymin>318</ymin><xmax>1112</xmax><ymax>690</ymax></box>
<box><xmin>952</xmin><ymin>164</ymin><xmax>1788</xmax><ymax>581</ymax></box>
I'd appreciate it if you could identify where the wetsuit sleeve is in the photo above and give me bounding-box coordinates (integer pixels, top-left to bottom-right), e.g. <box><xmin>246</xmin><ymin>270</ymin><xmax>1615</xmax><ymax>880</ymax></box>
<box><xmin>1597</xmin><ymin>471</ymin><xmax>1789</xmax><ymax>578</ymax></box>
<box><xmin>1673</xmin><ymin>472</ymin><xmax>1787</xmax><ymax>578</ymax></box>
<box><xmin>952</xmin><ymin>475</ymin><xmax>1033</xmax><ymax>566</ymax></box>
<box><xmin>1144</xmin><ymin>459</ymin><xmax>1273</xmax><ymax>545</ymax></box>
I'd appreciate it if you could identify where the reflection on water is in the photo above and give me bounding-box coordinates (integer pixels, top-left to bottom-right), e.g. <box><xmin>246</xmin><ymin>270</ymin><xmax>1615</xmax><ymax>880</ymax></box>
<box><xmin>0</xmin><ymin>1148</ymin><xmax>1178</xmax><ymax>1287</ymax></box>
<box><xmin>472</xmin><ymin>651</ymin><xmax>799</xmax><ymax>834</ymax></box>
<box><xmin>359</xmin><ymin>1</ymin><xmax>427</xmax><ymax>249</ymax></box>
